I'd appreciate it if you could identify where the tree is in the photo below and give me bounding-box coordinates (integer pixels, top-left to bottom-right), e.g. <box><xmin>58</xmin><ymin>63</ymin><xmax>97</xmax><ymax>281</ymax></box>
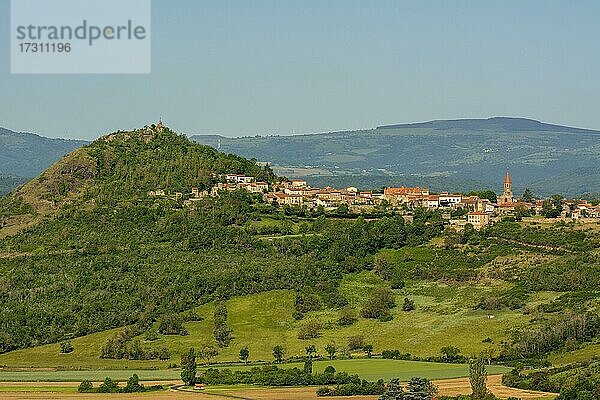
<box><xmin>337</xmin><ymin>308</ymin><xmax>358</xmax><ymax>326</ymax></box>
<box><xmin>467</xmin><ymin>190</ymin><xmax>497</xmax><ymax>203</ymax></box>
<box><xmin>198</xmin><ymin>344</ymin><xmax>218</xmax><ymax>365</ymax></box>
<box><xmin>60</xmin><ymin>340</ymin><xmax>74</xmax><ymax>354</ymax></box>
<box><xmin>78</xmin><ymin>380</ymin><xmax>93</xmax><ymax>393</ymax></box>
<box><xmin>521</xmin><ymin>188</ymin><xmax>534</xmax><ymax>203</ymax></box>
<box><xmin>364</xmin><ymin>344</ymin><xmax>374</xmax><ymax>358</ymax></box>
<box><xmin>239</xmin><ymin>346</ymin><xmax>250</xmax><ymax>364</ymax></box>
<box><xmin>405</xmin><ymin>377</ymin><xmax>438</xmax><ymax>400</ymax></box>
<box><xmin>273</xmin><ymin>345</ymin><xmax>285</xmax><ymax>363</ymax></box>
<box><xmin>336</xmin><ymin>203</ymin><xmax>349</xmax><ymax>214</ymax></box>
<box><xmin>379</xmin><ymin>378</ymin><xmax>405</xmax><ymax>400</ymax></box>
<box><xmin>374</xmin><ymin>255</ymin><xmax>392</xmax><ymax>280</ymax></box>
<box><xmin>123</xmin><ymin>374</ymin><xmax>144</xmax><ymax>393</ymax></box>
<box><xmin>303</xmin><ymin>358</ymin><xmax>313</xmax><ymax>374</ymax></box>
<box><xmin>298</xmin><ymin>320</ymin><xmax>322</xmax><ymax>339</ymax></box>
<box><xmin>213</xmin><ymin>302</ymin><xmax>232</xmax><ymax>347</ymax></box>
<box><xmin>469</xmin><ymin>357</ymin><xmax>488</xmax><ymax>399</ymax></box>
<box><xmin>325</xmin><ymin>343</ymin><xmax>337</xmax><ymax>360</ymax></box>
<box><xmin>348</xmin><ymin>335</ymin><xmax>366</xmax><ymax>350</ymax></box>
<box><xmin>305</xmin><ymin>344</ymin><xmax>317</xmax><ymax>358</ymax></box>
<box><xmin>158</xmin><ymin>346</ymin><xmax>171</xmax><ymax>360</ymax></box>
<box><xmin>180</xmin><ymin>348</ymin><xmax>197</xmax><ymax>385</ymax></box>
<box><xmin>440</xmin><ymin>346</ymin><xmax>461</xmax><ymax>362</ymax></box>
<box><xmin>403</xmin><ymin>297</ymin><xmax>416</xmax><ymax>312</ymax></box>
<box><xmin>361</xmin><ymin>287</ymin><xmax>396</xmax><ymax>320</ymax></box>
<box><xmin>98</xmin><ymin>377</ymin><xmax>118</xmax><ymax>393</ymax></box>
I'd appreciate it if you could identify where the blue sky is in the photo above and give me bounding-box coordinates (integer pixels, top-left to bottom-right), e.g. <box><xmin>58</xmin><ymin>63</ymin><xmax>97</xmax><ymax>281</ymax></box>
<box><xmin>1</xmin><ymin>0</ymin><xmax>599</xmax><ymax>139</ymax></box>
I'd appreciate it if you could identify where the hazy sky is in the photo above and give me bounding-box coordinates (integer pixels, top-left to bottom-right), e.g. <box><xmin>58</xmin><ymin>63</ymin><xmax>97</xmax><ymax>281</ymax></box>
<box><xmin>1</xmin><ymin>0</ymin><xmax>599</xmax><ymax>140</ymax></box>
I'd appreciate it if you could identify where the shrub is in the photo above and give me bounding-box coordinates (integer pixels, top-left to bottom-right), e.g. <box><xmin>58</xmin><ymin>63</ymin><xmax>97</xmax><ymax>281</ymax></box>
<box><xmin>60</xmin><ymin>341</ymin><xmax>74</xmax><ymax>354</ymax></box>
<box><xmin>298</xmin><ymin>320</ymin><xmax>322</xmax><ymax>340</ymax></box>
<box><xmin>337</xmin><ymin>308</ymin><xmax>358</xmax><ymax>326</ymax></box>
<box><xmin>361</xmin><ymin>287</ymin><xmax>396</xmax><ymax>319</ymax></box>
<box><xmin>402</xmin><ymin>297</ymin><xmax>415</xmax><ymax>312</ymax></box>
<box><xmin>78</xmin><ymin>380</ymin><xmax>93</xmax><ymax>393</ymax></box>
<box><xmin>98</xmin><ymin>377</ymin><xmax>119</xmax><ymax>393</ymax></box>
<box><xmin>347</xmin><ymin>335</ymin><xmax>366</xmax><ymax>350</ymax></box>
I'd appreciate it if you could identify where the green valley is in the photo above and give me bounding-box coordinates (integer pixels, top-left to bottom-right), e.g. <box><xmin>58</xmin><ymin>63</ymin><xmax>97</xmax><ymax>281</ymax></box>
<box><xmin>0</xmin><ymin>125</ymin><xmax>599</xmax><ymax>399</ymax></box>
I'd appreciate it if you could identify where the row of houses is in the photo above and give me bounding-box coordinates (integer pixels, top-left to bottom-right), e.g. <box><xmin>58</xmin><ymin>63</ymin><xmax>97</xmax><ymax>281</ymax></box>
<box><xmin>147</xmin><ymin>172</ymin><xmax>600</xmax><ymax>229</ymax></box>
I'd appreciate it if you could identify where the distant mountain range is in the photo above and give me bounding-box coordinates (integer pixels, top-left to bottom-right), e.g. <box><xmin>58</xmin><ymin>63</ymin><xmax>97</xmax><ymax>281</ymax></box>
<box><xmin>191</xmin><ymin>117</ymin><xmax>600</xmax><ymax>197</ymax></box>
<box><xmin>1</xmin><ymin>117</ymin><xmax>600</xmax><ymax>197</ymax></box>
<box><xmin>0</xmin><ymin>127</ymin><xmax>88</xmax><ymax>180</ymax></box>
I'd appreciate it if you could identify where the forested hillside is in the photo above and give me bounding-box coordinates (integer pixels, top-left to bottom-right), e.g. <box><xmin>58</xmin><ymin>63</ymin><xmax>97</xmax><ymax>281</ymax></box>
<box><xmin>0</xmin><ymin>125</ymin><xmax>433</xmax><ymax>352</ymax></box>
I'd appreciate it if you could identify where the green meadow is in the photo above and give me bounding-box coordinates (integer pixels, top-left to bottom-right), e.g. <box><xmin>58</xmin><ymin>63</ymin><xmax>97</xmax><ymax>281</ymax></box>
<box><xmin>0</xmin><ymin>270</ymin><xmax>545</xmax><ymax>370</ymax></box>
<box><xmin>0</xmin><ymin>359</ymin><xmax>510</xmax><ymax>383</ymax></box>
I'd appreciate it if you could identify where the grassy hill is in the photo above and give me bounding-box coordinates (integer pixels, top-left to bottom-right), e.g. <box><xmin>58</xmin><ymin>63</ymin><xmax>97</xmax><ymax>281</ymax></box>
<box><xmin>191</xmin><ymin>117</ymin><xmax>600</xmax><ymax>197</ymax></box>
<box><xmin>0</xmin><ymin>277</ymin><xmax>540</xmax><ymax>369</ymax></box>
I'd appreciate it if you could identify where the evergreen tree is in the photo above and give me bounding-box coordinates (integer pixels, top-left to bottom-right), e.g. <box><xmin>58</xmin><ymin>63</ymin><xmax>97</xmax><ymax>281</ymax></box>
<box><xmin>379</xmin><ymin>378</ymin><xmax>405</xmax><ymax>400</ymax></box>
<box><xmin>273</xmin><ymin>345</ymin><xmax>285</xmax><ymax>363</ymax></box>
<box><xmin>405</xmin><ymin>377</ymin><xmax>437</xmax><ymax>400</ymax></box>
<box><xmin>180</xmin><ymin>348</ymin><xmax>197</xmax><ymax>386</ymax></box>
<box><xmin>403</xmin><ymin>297</ymin><xmax>416</xmax><ymax>312</ymax></box>
<box><xmin>303</xmin><ymin>358</ymin><xmax>313</xmax><ymax>374</ymax></box>
<box><xmin>239</xmin><ymin>346</ymin><xmax>250</xmax><ymax>364</ymax></box>
<box><xmin>325</xmin><ymin>343</ymin><xmax>337</xmax><ymax>360</ymax></box>
<box><xmin>521</xmin><ymin>188</ymin><xmax>534</xmax><ymax>203</ymax></box>
<box><xmin>469</xmin><ymin>357</ymin><xmax>488</xmax><ymax>399</ymax></box>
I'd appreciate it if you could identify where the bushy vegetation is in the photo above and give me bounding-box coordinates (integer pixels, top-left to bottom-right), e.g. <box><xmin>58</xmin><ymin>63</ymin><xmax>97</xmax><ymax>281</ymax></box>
<box><xmin>501</xmin><ymin>312</ymin><xmax>600</xmax><ymax>359</ymax></box>
<box><xmin>85</xmin><ymin>127</ymin><xmax>274</xmax><ymax>202</ymax></box>
<box><xmin>78</xmin><ymin>374</ymin><xmax>164</xmax><ymax>393</ymax></box>
<box><xmin>378</xmin><ymin>377</ymin><xmax>438</xmax><ymax>400</ymax></box>
<box><xmin>0</xmin><ymin>194</ymin><xmax>436</xmax><ymax>353</ymax></box>
<box><xmin>502</xmin><ymin>361</ymin><xmax>600</xmax><ymax>398</ymax></box>
<box><xmin>198</xmin><ymin>364</ymin><xmax>363</xmax><ymax>386</ymax></box>
<box><xmin>213</xmin><ymin>302</ymin><xmax>232</xmax><ymax>347</ymax></box>
<box><xmin>317</xmin><ymin>379</ymin><xmax>385</xmax><ymax>396</ymax></box>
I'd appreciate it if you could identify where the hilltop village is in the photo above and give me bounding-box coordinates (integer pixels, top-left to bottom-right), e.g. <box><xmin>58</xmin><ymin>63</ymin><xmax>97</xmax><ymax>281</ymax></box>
<box><xmin>149</xmin><ymin>170</ymin><xmax>600</xmax><ymax>230</ymax></box>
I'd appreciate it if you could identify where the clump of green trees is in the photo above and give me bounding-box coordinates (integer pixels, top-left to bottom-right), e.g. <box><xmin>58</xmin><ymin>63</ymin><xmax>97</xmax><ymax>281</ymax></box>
<box><xmin>213</xmin><ymin>302</ymin><xmax>232</xmax><ymax>347</ymax></box>
<box><xmin>376</xmin><ymin>377</ymin><xmax>438</xmax><ymax>400</ymax></box>
<box><xmin>501</xmin><ymin>312</ymin><xmax>599</xmax><ymax>359</ymax></box>
<box><xmin>199</xmin><ymin>364</ymin><xmax>364</xmax><ymax>387</ymax></box>
<box><xmin>78</xmin><ymin>374</ymin><xmax>163</xmax><ymax>393</ymax></box>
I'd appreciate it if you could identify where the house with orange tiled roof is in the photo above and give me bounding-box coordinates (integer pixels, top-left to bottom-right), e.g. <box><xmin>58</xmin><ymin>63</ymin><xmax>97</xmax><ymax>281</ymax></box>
<box><xmin>467</xmin><ymin>211</ymin><xmax>490</xmax><ymax>229</ymax></box>
<box><xmin>425</xmin><ymin>195</ymin><xmax>439</xmax><ymax>209</ymax></box>
<box><xmin>383</xmin><ymin>186</ymin><xmax>429</xmax><ymax>205</ymax></box>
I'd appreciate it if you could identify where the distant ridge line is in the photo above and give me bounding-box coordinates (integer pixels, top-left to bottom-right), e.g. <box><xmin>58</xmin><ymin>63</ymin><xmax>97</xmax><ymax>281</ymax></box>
<box><xmin>377</xmin><ymin>117</ymin><xmax>600</xmax><ymax>134</ymax></box>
